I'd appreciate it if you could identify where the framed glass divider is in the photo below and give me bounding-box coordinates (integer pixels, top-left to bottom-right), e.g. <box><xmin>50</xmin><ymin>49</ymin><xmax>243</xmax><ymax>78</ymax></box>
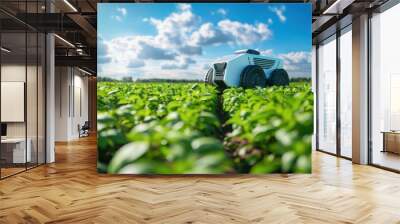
<box><xmin>315</xmin><ymin>23</ymin><xmax>353</xmax><ymax>160</ymax></box>
<box><xmin>369</xmin><ymin>2</ymin><xmax>400</xmax><ymax>172</ymax></box>
<box><xmin>0</xmin><ymin>1</ymin><xmax>47</xmax><ymax>180</ymax></box>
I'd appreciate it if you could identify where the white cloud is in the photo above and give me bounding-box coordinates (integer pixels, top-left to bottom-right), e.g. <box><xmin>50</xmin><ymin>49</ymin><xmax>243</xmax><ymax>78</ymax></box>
<box><xmin>178</xmin><ymin>3</ymin><xmax>191</xmax><ymax>11</ymax></box>
<box><xmin>128</xmin><ymin>59</ymin><xmax>145</xmax><ymax>68</ymax></box>
<box><xmin>178</xmin><ymin>45</ymin><xmax>202</xmax><ymax>55</ymax></box>
<box><xmin>99</xmin><ymin>5</ymin><xmax>275</xmax><ymax>80</ymax></box>
<box><xmin>190</xmin><ymin>20</ymin><xmax>272</xmax><ymax>47</ymax></box>
<box><xmin>161</xmin><ymin>56</ymin><xmax>195</xmax><ymax>70</ymax></box>
<box><xmin>268</xmin><ymin>18</ymin><xmax>273</xmax><ymax>25</ymax></box>
<box><xmin>112</xmin><ymin>15</ymin><xmax>122</xmax><ymax>22</ymax></box>
<box><xmin>98</xmin><ymin>39</ymin><xmax>112</xmax><ymax>64</ymax></box>
<box><xmin>259</xmin><ymin>49</ymin><xmax>273</xmax><ymax>56</ymax></box>
<box><xmin>277</xmin><ymin>51</ymin><xmax>311</xmax><ymax>78</ymax></box>
<box><xmin>112</xmin><ymin>7</ymin><xmax>127</xmax><ymax>22</ymax></box>
<box><xmin>146</xmin><ymin>5</ymin><xmax>199</xmax><ymax>48</ymax></box>
<box><xmin>117</xmin><ymin>7</ymin><xmax>127</xmax><ymax>16</ymax></box>
<box><xmin>216</xmin><ymin>9</ymin><xmax>227</xmax><ymax>16</ymax></box>
<box><xmin>190</xmin><ymin>23</ymin><xmax>230</xmax><ymax>46</ymax></box>
<box><xmin>269</xmin><ymin>6</ymin><xmax>286</xmax><ymax>23</ymax></box>
<box><xmin>218</xmin><ymin>20</ymin><xmax>272</xmax><ymax>45</ymax></box>
<box><xmin>278</xmin><ymin>51</ymin><xmax>311</xmax><ymax>64</ymax></box>
<box><xmin>137</xmin><ymin>41</ymin><xmax>177</xmax><ymax>60</ymax></box>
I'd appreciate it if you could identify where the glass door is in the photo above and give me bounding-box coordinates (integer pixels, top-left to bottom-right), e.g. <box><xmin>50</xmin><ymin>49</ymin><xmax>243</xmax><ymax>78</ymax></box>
<box><xmin>1</xmin><ymin>30</ymin><xmax>28</xmax><ymax>178</ymax></box>
<box><xmin>370</xmin><ymin>3</ymin><xmax>400</xmax><ymax>171</ymax></box>
<box><xmin>0</xmin><ymin>1</ymin><xmax>46</xmax><ymax>179</ymax></box>
<box><xmin>339</xmin><ymin>25</ymin><xmax>352</xmax><ymax>158</ymax></box>
<box><xmin>317</xmin><ymin>34</ymin><xmax>337</xmax><ymax>154</ymax></box>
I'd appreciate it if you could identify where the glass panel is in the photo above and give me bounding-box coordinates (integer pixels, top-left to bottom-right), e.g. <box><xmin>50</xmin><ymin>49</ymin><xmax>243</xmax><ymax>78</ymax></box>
<box><xmin>339</xmin><ymin>26</ymin><xmax>352</xmax><ymax>158</ymax></box>
<box><xmin>26</xmin><ymin>0</ymin><xmax>39</xmax><ymax>169</ymax></box>
<box><xmin>0</xmin><ymin>1</ymin><xmax>46</xmax><ymax>178</ymax></box>
<box><xmin>317</xmin><ymin>35</ymin><xmax>337</xmax><ymax>154</ymax></box>
<box><xmin>312</xmin><ymin>46</ymin><xmax>317</xmax><ymax>151</ymax></box>
<box><xmin>1</xmin><ymin>31</ymin><xmax>27</xmax><ymax>177</ymax></box>
<box><xmin>371</xmin><ymin>4</ymin><xmax>400</xmax><ymax>171</ymax></box>
<box><xmin>27</xmin><ymin>31</ymin><xmax>38</xmax><ymax>169</ymax></box>
<box><xmin>38</xmin><ymin>32</ymin><xmax>45</xmax><ymax>165</ymax></box>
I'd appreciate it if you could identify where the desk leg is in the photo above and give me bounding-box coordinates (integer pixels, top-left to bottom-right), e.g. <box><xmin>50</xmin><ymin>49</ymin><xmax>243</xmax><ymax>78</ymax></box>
<box><xmin>382</xmin><ymin>133</ymin><xmax>386</xmax><ymax>153</ymax></box>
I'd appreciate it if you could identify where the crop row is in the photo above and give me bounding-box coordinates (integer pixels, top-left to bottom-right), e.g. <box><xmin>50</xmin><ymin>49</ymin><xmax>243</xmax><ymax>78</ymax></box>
<box><xmin>97</xmin><ymin>82</ymin><xmax>232</xmax><ymax>174</ymax></box>
<box><xmin>97</xmin><ymin>82</ymin><xmax>313</xmax><ymax>174</ymax></box>
<box><xmin>222</xmin><ymin>83</ymin><xmax>314</xmax><ymax>173</ymax></box>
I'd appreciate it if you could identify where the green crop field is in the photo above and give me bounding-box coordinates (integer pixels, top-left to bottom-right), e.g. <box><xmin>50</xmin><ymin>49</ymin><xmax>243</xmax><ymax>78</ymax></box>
<box><xmin>97</xmin><ymin>82</ymin><xmax>313</xmax><ymax>174</ymax></box>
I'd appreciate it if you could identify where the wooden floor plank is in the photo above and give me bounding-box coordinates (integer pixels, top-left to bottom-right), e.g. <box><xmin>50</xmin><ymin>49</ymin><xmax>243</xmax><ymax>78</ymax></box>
<box><xmin>0</xmin><ymin>136</ymin><xmax>400</xmax><ymax>223</ymax></box>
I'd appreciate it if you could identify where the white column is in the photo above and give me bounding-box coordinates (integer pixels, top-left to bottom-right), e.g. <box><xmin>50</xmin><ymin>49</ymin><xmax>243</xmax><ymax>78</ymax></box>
<box><xmin>45</xmin><ymin>0</ymin><xmax>56</xmax><ymax>163</ymax></box>
<box><xmin>312</xmin><ymin>45</ymin><xmax>317</xmax><ymax>151</ymax></box>
<box><xmin>352</xmin><ymin>14</ymin><xmax>369</xmax><ymax>164</ymax></box>
<box><xmin>46</xmin><ymin>33</ymin><xmax>55</xmax><ymax>163</ymax></box>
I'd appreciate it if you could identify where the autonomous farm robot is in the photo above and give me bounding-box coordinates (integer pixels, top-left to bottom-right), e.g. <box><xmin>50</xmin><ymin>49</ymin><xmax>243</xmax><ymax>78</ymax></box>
<box><xmin>204</xmin><ymin>49</ymin><xmax>289</xmax><ymax>88</ymax></box>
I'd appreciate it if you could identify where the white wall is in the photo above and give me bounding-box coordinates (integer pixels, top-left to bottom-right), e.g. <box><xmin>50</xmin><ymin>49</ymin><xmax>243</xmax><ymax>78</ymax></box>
<box><xmin>55</xmin><ymin>66</ymin><xmax>70</xmax><ymax>141</ymax></box>
<box><xmin>55</xmin><ymin>67</ymin><xmax>89</xmax><ymax>141</ymax></box>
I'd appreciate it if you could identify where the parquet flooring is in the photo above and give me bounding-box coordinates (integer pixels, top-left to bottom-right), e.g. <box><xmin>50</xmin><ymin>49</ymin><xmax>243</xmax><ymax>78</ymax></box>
<box><xmin>1</xmin><ymin>136</ymin><xmax>400</xmax><ymax>223</ymax></box>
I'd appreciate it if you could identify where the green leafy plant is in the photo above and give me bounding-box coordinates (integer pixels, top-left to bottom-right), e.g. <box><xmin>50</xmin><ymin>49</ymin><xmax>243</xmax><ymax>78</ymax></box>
<box><xmin>97</xmin><ymin>82</ymin><xmax>231</xmax><ymax>174</ymax></box>
<box><xmin>222</xmin><ymin>83</ymin><xmax>313</xmax><ymax>173</ymax></box>
<box><xmin>97</xmin><ymin>82</ymin><xmax>313</xmax><ymax>174</ymax></box>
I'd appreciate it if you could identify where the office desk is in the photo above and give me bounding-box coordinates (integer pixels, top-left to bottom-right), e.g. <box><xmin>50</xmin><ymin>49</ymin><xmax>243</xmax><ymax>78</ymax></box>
<box><xmin>382</xmin><ymin>131</ymin><xmax>400</xmax><ymax>154</ymax></box>
<box><xmin>1</xmin><ymin>138</ymin><xmax>31</xmax><ymax>163</ymax></box>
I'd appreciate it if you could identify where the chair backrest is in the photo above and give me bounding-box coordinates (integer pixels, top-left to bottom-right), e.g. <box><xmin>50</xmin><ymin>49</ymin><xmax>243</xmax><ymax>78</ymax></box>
<box><xmin>82</xmin><ymin>121</ymin><xmax>90</xmax><ymax>129</ymax></box>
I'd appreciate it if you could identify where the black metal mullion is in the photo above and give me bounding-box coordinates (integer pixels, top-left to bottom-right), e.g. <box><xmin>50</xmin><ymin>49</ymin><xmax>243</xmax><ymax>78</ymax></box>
<box><xmin>25</xmin><ymin>0</ymin><xmax>28</xmax><ymax>171</ymax></box>
<box><xmin>73</xmin><ymin>68</ymin><xmax>75</xmax><ymax>118</ymax></box>
<box><xmin>336</xmin><ymin>26</ymin><xmax>341</xmax><ymax>157</ymax></box>
<box><xmin>44</xmin><ymin>0</ymin><xmax>47</xmax><ymax>164</ymax></box>
<box><xmin>315</xmin><ymin>44</ymin><xmax>320</xmax><ymax>151</ymax></box>
<box><xmin>0</xmin><ymin>22</ymin><xmax>2</xmax><ymax>179</ymax></box>
<box><xmin>367</xmin><ymin>11</ymin><xmax>373</xmax><ymax>165</ymax></box>
<box><xmin>36</xmin><ymin>0</ymin><xmax>39</xmax><ymax>168</ymax></box>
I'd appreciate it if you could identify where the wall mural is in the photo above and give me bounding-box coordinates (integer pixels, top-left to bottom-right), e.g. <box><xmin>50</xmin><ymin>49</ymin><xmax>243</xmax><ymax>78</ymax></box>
<box><xmin>97</xmin><ymin>3</ymin><xmax>313</xmax><ymax>174</ymax></box>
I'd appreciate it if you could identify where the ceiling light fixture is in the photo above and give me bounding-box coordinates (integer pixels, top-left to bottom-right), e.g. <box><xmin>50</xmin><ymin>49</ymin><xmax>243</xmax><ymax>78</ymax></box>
<box><xmin>322</xmin><ymin>0</ymin><xmax>354</xmax><ymax>15</ymax></box>
<box><xmin>63</xmin><ymin>0</ymin><xmax>78</xmax><ymax>12</ymax></box>
<box><xmin>1</xmin><ymin>47</ymin><xmax>11</xmax><ymax>53</ymax></box>
<box><xmin>54</xmin><ymin>34</ymin><xmax>75</xmax><ymax>48</ymax></box>
<box><xmin>78</xmin><ymin>67</ymin><xmax>92</xmax><ymax>76</ymax></box>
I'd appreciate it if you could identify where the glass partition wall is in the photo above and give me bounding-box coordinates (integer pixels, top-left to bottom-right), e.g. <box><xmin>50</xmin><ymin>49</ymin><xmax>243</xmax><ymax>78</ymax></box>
<box><xmin>339</xmin><ymin>26</ymin><xmax>352</xmax><ymax>159</ymax></box>
<box><xmin>317</xmin><ymin>35</ymin><xmax>337</xmax><ymax>154</ymax></box>
<box><xmin>0</xmin><ymin>2</ymin><xmax>46</xmax><ymax>179</ymax></box>
<box><xmin>316</xmin><ymin>24</ymin><xmax>353</xmax><ymax>159</ymax></box>
<box><xmin>370</xmin><ymin>3</ymin><xmax>400</xmax><ymax>171</ymax></box>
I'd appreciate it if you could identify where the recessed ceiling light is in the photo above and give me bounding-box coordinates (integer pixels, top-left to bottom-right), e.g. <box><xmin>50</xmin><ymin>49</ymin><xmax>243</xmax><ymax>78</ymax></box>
<box><xmin>78</xmin><ymin>67</ymin><xmax>92</xmax><ymax>76</ymax></box>
<box><xmin>63</xmin><ymin>0</ymin><xmax>78</xmax><ymax>12</ymax></box>
<box><xmin>1</xmin><ymin>47</ymin><xmax>11</xmax><ymax>53</ymax></box>
<box><xmin>54</xmin><ymin>34</ymin><xmax>75</xmax><ymax>48</ymax></box>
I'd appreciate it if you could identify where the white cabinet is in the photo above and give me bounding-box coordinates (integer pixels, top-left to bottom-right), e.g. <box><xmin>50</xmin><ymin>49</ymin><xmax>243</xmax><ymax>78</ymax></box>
<box><xmin>1</xmin><ymin>138</ymin><xmax>32</xmax><ymax>163</ymax></box>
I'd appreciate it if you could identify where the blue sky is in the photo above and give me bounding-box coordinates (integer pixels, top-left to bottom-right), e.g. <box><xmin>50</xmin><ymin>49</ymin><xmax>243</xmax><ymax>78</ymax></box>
<box><xmin>98</xmin><ymin>3</ymin><xmax>311</xmax><ymax>80</ymax></box>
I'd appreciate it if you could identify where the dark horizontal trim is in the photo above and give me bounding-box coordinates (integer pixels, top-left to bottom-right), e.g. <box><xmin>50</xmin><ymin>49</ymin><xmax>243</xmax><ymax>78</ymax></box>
<box><xmin>369</xmin><ymin>164</ymin><xmax>400</xmax><ymax>174</ymax></box>
<box><xmin>55</xmin><ymin>56</ymin><xmax>96</xmax><ymax>74</ymax></box>
<box><xmin>316</xmin><ymin>148</ymin><xmax>352</xmax><ymax>161</ymax></box>
<box><xmin>316</xmin><ymin>148</ymin><xmax>338</xmax><ymax>157</ymax></box>
<box><xmin>313</xmin><ymin>14</ymin><xmax>352</xmax><ymax>44</ymax></box>
<box><xmin>99</xmin><ymin>0</ymin><xmax>307</xmax><ymax>2</ymax></box>
<box><xmin>374</xmin><ymin>0</ymin><xmax>400</xmax><ymax>13</ymax></box>
<box><xmin>55</xmin><ymin>56</ymin><xmax>95</xmax><ymax>65</ymax></box>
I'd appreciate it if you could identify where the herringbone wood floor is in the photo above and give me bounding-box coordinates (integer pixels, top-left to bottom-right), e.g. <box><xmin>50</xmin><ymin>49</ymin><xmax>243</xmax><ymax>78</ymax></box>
<box><xmin>1</xmin><ymin>136</ymin><xmax>400</xmax><ymax>224</ymax></box>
